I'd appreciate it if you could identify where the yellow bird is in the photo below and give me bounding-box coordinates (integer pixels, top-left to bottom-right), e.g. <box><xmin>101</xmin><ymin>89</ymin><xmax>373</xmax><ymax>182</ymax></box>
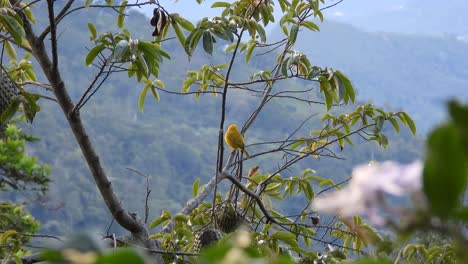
<box><xmin>224</xmin><ymin>124</ymin><xmax>250</xmax><ymax>158</ymax></box>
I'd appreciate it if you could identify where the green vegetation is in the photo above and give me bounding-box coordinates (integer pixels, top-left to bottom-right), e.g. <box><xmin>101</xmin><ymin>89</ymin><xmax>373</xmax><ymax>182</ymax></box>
<box><xmin>0</xmin><ymin>0</ymin><xmax>467</xmax><ymax>263</ymax></box>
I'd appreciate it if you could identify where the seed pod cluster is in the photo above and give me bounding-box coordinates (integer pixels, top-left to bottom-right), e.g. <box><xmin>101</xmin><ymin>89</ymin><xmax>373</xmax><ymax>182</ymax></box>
<box><xmin>192</xmin><ymin>228</ymin><xmax>223</xmax><ymax>253</ymax></box>
<box><xmin>0</xmin><ymin>72</ymin><xmax>19</xmax><ymax>137</ymax></box>
<box><xmin>149</xmin><ymin>8</ymin><xmax>170</xmax><ymax>37</ymax></box>
<box><xmin>216</xmin><ymin>202</ymin><xmax>244</xmax><ymax>233</ymax></box>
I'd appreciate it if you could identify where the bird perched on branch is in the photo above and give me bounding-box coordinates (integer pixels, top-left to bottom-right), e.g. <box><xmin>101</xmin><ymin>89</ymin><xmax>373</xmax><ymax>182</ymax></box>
<box><xmin>225</xmin><ymin>124</ymin><xmax>250</xmax><ymax>158</ymax></box>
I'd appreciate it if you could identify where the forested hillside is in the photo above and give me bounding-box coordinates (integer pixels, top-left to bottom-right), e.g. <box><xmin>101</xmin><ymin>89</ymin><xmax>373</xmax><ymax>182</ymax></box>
<box><xmin>11</xmin><ymin>5</ymin><xmax>464</xmax><ymax>235</ymax></box>
<box><xmin>270</xmin><ymin>21</ymin><xmax>468</xmax><ymax>133</ymax></box>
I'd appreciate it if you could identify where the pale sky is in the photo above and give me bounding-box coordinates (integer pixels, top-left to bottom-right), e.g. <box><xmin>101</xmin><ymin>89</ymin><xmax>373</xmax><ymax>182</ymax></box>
<box><xmin>130</xmin><ymin>0</ymin><xmax>465</xmax><ymax>37</ymax></box>
<box><xmin>132</xmin><ymin>0</ymin><xmax>407</xmax><ymax>21</ymax></box>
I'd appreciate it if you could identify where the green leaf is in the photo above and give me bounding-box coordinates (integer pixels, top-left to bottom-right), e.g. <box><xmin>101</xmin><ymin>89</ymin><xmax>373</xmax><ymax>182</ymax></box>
<box><xmin>0</xmin><ymin>96</ymin><xmax>21</xmax><ymax>124</ymax></box>
<box><xmin>182</xmin><ymin>77</ymin><xmax>196</xmax><ymax>92</ymax></box>
<box><xmin>424</xmin><ymin>124</ymin><xmax>467</xmax><ymax>217</ymax></box>
<box><xmin>300</xmin><ymin>21</ymin><xmax>319</xmax><ymax>31</ymax></box>
<box><xmin>171</xmin><ymin>14</ymin><xmax>195</xmax><ymax>31</ymax></box>
<box><xmin>117</xmin><ymin>1</ymin><xmax>128</xmax><ymax>28</ymax></box>
<box><xmin>396</xmin><ymin>112</ymin><xmax>407</xmax><ymax>125</ymax></box>
<box><xmin>245</xmin><ymin>41</ymin><xmax>256</xmax><ymax>63</ymax></box>
<box><xmin>192</xmin><ymin>178</ymin><xmax>200</xmax><ymax>197</ymax></box>
<box><xmin>448</xmin><ymin>100</ymin><xmax>468</xmax><ymax>152</ymax></box>
<box><xmin>320</xmin><ymin>78</ymin><xmax>333</xmax><ymax>111</ymax></box>
<box><xmin>87</xmin><ymin>23</ymin><xmax>97</xmax><ymax>41</ymax></box>
<box><xmin>271</xmin><ymin>231</ymin><xmax>299</xmax><ymax>247</ymax></box>
<box><xmin>374</xmin><ymin>116</ymin><xmax>384</xmax><ymax>133</ymax></box>
<box><xmin>335</xmin><ymin>70</ymin><xmax>355</xmax><ymax>103</ymax></box>
<box><xmin>281</xmin><ymin>57</ymin><xmax>290</xmax><ymax>76</ymax></box>
<box><xmin>451</xmin><ymin>207</ymin><xmax>468</xmax><ymax>222</ymax></box>
<box><xmin>202</xmin><ymin>31</ymin><xmax>213</xmax><ymax>55</ymax></box>
<box><xmin>174</xmin><ymin>214</ymin><xmax>189</xmax><ymax>223</ymax></box>
<box><xmin>21</xmin><ymin>92</ymin><xmax>41</xmax><ymax>123</ymax></box>
<box><xmin>149</xmin><ymin>210</ymin><xmax>171</xmax><ymax>229</ymax></box>
<box><xmin>85</xmin><ymin>0</ymin><xmax>93</xmax><ymax>8</ymax></box>
<box><xmin>171</xmin><ymin>22</ymin><xmax>186</xmax><ymax>47</ymax></box>
<box><xmin>185</xmin><ymin>29</ymin><xmax>203</xmax><ymax>57</ymax></box>
<box><xmin>290</xmin><ymin>139</ymin><xmax>304</xmax><ymax>150</ymax></box>
<box><xmin>303</xmin><ymin>181</ymin><xmax>314</xmax><ymax>202</ymax></box>
<box><xmin>256</xmin><ymin>24</ymin><xmax>267</xmax><ymax>43</ymax></box>
<box><xmin>23</xmin><ymin>7</ymin><xmax>36</xmax><ymax>24</ymax></box>
<box><xmin>150</xmin><ymin>86</ymin><xmax>160</xmax><ymax>102</ymax></box>
<box><xmin>289</xmin><ymin>24</ymin><xmax>299</xmax><ymax>45</ymax></box>
<box><xmin>85</xmin><ymin>44</ymin><xmax>106</xmax><ymax>65</ymax></box>
<box><xmin>0</xmin><ymin>15</ymin><xmax>26</xmax><ymax>44</ymax></box>
<box><xmin>138</xmin><ymin>84</ymin><xmax>150</xmax><ymax>112</ymax></box>
<box><xmin>138</xmin><ymin>41</ymin><xmax>169</xmax><ymax>61</ymax></box>
<box><xmin>4</xmin><ymin>40</ymin><xmax>16</xmax><ymax>59</ymax></box>
<box><xmin>389</xmin><ymin>117</ymin><xmax>400</xmax><ymax>133</ymax></box>
<box><xmin>211</xmin><ymin>1</ymin><xmax>231</xmax><ymax>8</ymax></box>
<box><xmin>402</xmin><ymin>112</ymin><xmax>416</xmax><ymax>134</ymax></box>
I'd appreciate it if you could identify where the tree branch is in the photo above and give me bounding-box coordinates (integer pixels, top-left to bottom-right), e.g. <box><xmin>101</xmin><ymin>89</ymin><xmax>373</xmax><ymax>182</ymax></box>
<box><xmin>16</xmin><ymin>2</ymin><xmax>164</xmax><ymax>263</ymax></box>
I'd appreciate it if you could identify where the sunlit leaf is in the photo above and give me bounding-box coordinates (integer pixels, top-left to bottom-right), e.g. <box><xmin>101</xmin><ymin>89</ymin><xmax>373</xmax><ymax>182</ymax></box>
<box><xmin>289</xmin><ymin>24</ymin><xmax>299</xmax><ymax>45</ymax></box>
<box><xmin>4</xmin><ymin>40</ymin><xmax>16</xmax><ymax>59</ymax></box>
<box><xmin>138</xmin><ymin>84</ymin><xmax>150</xmax><ymax>112</ymax></box>
<box><xmin>192</xmin><ymin>178</ymin><xmax>200</xmax><ymax>197</ymax></box>
<box><xmin>117</xmin><ymin>1</ymin><xmax>128</xmax><ymax>28</ymax></box>
<box><xmin>87</xmin><ymin>23</ymin><xmax>97</xmax><ymax>41</ymax></box>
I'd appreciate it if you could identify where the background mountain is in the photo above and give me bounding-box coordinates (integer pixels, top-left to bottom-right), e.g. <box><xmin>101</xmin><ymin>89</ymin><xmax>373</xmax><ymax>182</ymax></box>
<box><xmin>320</xmin><ymin>0</ymin><xmax>468</xmax><ymax>37</ymax></box>
<box><xmin>7</xmin><ymin>3</ymin><xmax>467</xmax><ymax>235</ymax></box>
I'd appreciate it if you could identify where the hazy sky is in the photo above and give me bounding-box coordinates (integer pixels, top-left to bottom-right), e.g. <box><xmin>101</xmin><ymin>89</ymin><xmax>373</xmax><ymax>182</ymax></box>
<box><xmin>134</xmin><ymin>0</ymin><xmax>406</xmax><ymax>23</ymax></box>
<box><xmin>132</xmin><ymin>0</ymin><xmax>466</xmax><ymax>36</ymax></box>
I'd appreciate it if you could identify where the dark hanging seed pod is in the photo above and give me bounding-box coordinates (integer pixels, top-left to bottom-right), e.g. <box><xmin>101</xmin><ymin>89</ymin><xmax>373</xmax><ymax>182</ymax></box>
<box><xmin>215</xmin><ymin>203</ymin><xmax>245</xmax><ymax>234</ymax></box>
<box><xmin>159</xmin><ymin>11</ymin><xmax>167</xmax><ymax>33</ymax></box>
<box><xmin>150</xmin><ymin>16</ymin><xmax>157</xmax><ymax>27</ymax></box>
<box><xmin>192</xmin><ymin>228</ymin><xmax>223</xmax><ymax>253</ymax></box>
<box><xmin>151</xmin><ymin>9</ymin><xmax>161</xmax><ymax>36</ymax></box>
<box><xmin>0</xmin><ymin>72</ymin><xmax>20</xmax><ymax>137</ymax></box>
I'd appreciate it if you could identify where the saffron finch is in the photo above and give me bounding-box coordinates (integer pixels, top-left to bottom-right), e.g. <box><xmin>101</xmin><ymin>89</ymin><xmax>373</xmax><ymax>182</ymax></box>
<box><xmin>225</xmin><ymin>124</ymin><xmax>250</xmax><ymax>158</ymax></box>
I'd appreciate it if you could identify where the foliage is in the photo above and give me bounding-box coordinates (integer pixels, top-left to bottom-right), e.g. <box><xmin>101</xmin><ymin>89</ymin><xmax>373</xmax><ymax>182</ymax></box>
<box><xmin>0</xmin><ymin>203</ymin><xmax>39</xmax><ymax>260</ymax></box>
<box><xmin>2</xmin><ymin>0</ymin><xmax>463</xmax><ymax>264</ymax></box>
<box><xmin>41</xmin><ymin>234</ymin><xmax>148</xmax><ymax>264</ymax></box>
<box><xmin>0</xmin><ymin>123</ymin><xmax>50</xmax><ymax>192</ymax></box>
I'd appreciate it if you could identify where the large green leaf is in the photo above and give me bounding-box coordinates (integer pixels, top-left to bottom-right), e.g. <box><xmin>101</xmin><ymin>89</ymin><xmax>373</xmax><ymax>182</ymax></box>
<box><xmin>202</xmin><ymin>31</ymin><xmax>213</xmax><ymax>55</ymax></box>
<box><xmin>171</xmin><ymin>22</ymin><xmax>186</xmax><ymax>47</ymax></box>
<box><xmin>448</xmin><ymin>101</ymin><xmax>468</xmax><ymax>153</ymax></box>
<box><xmin>289</xmin><ymin>24</ymin><xmax>299</xmax><ymax>45</ymax></box>
<box><xmin>0</xmin><ymin>15</ymin><xmax>25</xmax><ymax>44</ymax></box>
<box><xmin>423</xmin><ymin>124</ymin><xmax>467</xmax><ymax>217</ymax></box>
<box><xmin>85</xmin><ymin>44</ymin><xmax>106</xmax><ymax>65</ymax></box>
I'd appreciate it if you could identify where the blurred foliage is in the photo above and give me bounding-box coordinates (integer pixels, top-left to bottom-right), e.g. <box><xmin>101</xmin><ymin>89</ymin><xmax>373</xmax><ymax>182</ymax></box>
<box><xmin>0</xmin><ymin>203</ymin><xmax>39</xmax><ymax>260</ymax></box>
<box><xmin>8</xmin><ymin>0</ymin><xmax>468</xmax><ymax>263</ymax></box>
<box><xmin>0</xmin><ymin>123</ymin><xmax>50</xmax><ymax>193</ymax></box>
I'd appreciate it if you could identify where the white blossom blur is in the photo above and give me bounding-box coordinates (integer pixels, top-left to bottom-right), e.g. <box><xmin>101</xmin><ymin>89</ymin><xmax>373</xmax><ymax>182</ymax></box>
<box><xmin>312</xmin><ymin>160</ymin><xmax>425</xmax><ymax>225</ymax></box>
